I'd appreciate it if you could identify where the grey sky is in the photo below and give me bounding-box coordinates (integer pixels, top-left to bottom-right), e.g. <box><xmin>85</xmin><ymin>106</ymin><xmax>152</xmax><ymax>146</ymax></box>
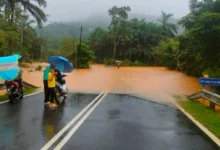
<box><xmin>43</xmin><ymin>0</ymin><xmax>190</xmax><ymax>22</ymax></box>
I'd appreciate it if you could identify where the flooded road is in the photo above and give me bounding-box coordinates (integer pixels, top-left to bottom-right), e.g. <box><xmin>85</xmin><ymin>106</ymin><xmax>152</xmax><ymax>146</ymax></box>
<box><xmin>0</xmin><ymin>93</ymin><xmax>218</xmax><ymax>150</ymax></box>
<box><xmin>0</xmin><ymin>64</ymin><xmax>215</xmax><ymax>150</ymax></box>
<box><xmin>22</xmin><ymin>64</ymin><xmax>202</xmax><ymax>104</ymax></box>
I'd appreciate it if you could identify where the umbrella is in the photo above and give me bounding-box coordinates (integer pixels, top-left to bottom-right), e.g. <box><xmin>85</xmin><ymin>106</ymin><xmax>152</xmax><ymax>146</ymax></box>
<box><xmin>0</xmin><ymin>54</ymin><xmax>22</xmax><ymax>81</ymax></box>
<box><xmin>12</xmin><ymin>54</ymin><xmax>22</xmax><ymax>60</ymax></box>
<box><xmin>48</xmin><ymin>56</ymin><xmax>73</xmax><ymax>73</ymax></box>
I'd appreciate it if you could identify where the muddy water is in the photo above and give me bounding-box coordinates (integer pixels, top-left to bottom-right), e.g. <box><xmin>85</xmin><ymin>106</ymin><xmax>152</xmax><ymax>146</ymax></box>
<box><xmin>19</xmin><ymin>64</ymin><xmax>203</xmax><ymax>104</ymax></box>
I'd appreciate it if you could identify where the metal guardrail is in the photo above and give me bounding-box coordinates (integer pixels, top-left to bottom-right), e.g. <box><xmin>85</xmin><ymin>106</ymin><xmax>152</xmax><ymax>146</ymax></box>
<box><xmin>189</xmin><ymin>89</ymin><xmax>220</xmax><ymax>108</ymax></box>
<box><xmin>0</xmin><ymin>82</ymin><xmax>5</xmax><ymax>90</ymax></box>
<box><xmin>0</xmin><ymin>81</ymin><xmax>38</xmax><ymax>90</ymax></box>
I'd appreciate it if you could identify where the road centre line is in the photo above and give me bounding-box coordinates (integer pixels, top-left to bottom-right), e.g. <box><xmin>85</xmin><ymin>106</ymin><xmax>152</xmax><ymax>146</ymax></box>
<box><xmin>54</xmin><ymin>92</ymin><xmax>107</xmax><ymax>150</ymax></box>
<box><xmin>40</xmin><ymin>92</ymin><xmax>104</xmax><ymax>150</ymax></box>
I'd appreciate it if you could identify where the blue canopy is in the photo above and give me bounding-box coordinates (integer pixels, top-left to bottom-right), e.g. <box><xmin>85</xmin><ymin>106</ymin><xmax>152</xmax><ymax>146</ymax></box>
<box><xmin>48</xmin><ymin>56</ymin><xmax>73</xmax><ymax>73</ymax></box>
<box><xmin>0</xmin><ymin>54</ymin><xmax>21</xmax><ymax>81</ymax></box>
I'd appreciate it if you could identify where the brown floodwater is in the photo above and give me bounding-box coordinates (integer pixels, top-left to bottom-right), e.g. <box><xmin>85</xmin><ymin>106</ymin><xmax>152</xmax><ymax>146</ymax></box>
<box><xmin>19</xmin><ymin>64</ymin><xmax>202</xmax><ymax>104</ymax></box>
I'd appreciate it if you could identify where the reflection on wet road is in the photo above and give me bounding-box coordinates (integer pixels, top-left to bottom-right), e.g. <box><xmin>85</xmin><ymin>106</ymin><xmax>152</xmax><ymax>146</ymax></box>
<box><xmin>61</xmin><ymin>94</ymin><xmax>219</xmax><ymax>150</ymax></box>
<box><xmin>0</xmin><ymin>93</ymin><xmax>219</xmax><ymax>150</ymax></box>
<box><xmin>0</xmin><ymin>93</ymin><xmax>97</xmax><ymax>150</ymax></box>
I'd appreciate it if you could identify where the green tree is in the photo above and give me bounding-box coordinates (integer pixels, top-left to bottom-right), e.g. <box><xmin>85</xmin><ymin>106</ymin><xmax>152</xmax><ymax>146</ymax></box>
<box><xmin>1</xmin><ymin>0</ymin><xmax>47</xmax><ymax>26</ymax></box>
<box><xmin>87</xmin><ymin>27</ymin><xmax>112</xmax><ymax>62</ymax></box>
<box><xmin>0</xmin><ymin>30</ymin><xmax>8</xmax><ymax>55</ymax></box>
<box><xmin>77</xmin><ymin>43</ymin><xmax>96</xmax><ymax>68</ymax></box>
<box><xmin>108</xmin><ymin>6</ymin><xmax>131</xmax><ymax>62</ymax></box>
<box><xmin>59</xmin><ymin>37</ymin><xmax>95</xmax><ymax>68</ymax></box>
<box><xmin>153</xmin><ymin>38</ymin><xmax>181</xmax><ymax>69</ymax></box>
<box><xmin>158</xmin><ymin>11</ymin><xmax>178</xmax><ymax>37</ymax></box>
<box><xmin>59</xmin><ymin>37</ymin><xmax>75</xmax><ymax>58</ymax></box>
<box><xmin>180</xmin><ymin>0</ymin><xmax>220</xmax><ymax>69</ymax></box>
<box><xmin>177</xmin><ymin>0</ymin><xmax>220</xmax><ymax>77</ymax></box>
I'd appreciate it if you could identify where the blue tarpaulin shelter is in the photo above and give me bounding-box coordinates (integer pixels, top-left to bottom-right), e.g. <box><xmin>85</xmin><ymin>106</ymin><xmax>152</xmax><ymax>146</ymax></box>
<box><xmin>0</xmin><ymin>54</ymin><xmax>21</xmax><ymax>81</ymax></box>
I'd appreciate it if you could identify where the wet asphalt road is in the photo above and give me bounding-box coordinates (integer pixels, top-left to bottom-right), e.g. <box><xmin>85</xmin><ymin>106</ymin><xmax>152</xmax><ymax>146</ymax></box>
<box><xmin>0</xmin><ymin>93</ymin><xmax>219</xmax><ymax>150</ymax></box>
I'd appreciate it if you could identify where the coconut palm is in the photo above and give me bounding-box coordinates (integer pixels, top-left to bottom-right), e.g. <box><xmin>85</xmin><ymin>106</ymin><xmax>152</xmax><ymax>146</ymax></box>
<box><xmin>189</xmin><ymin>0</ymin><xmax>198</xmax><ymax>13</ymax></box>
<box><xmin>158</xmin><ymin>11</ymin><xmax>178</xmax><ymax>37</ymax></box>
<box><xmin>1</xmin><ymin>0</ymin><xmax>47</xmax><ymax>26</ymax></box>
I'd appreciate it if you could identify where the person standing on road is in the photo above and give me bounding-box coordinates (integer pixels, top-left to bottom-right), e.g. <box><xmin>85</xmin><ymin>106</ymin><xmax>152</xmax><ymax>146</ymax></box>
<box><xmin>14</xmin><ymin>64</ymin><xmax>23</xmax><ymax>93</ymax></box>
<box><xmin>43</xmin><ymin>65</ymin><xmax>51</xmax><ymax>104</ymax></box>
<box><xmin>55</xmin><ymin>68</ymin><xmax>63</xmax><ymax>94</ymax></box>
<box><xmin>47</xmin><ymin>66</ymin><xmax>59</xmax><ymax>105</ymax></box>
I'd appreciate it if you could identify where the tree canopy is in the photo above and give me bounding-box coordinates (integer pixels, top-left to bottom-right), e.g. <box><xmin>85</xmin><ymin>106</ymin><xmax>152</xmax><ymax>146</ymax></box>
<box><xmin>1</xmin><ymin>0</ymin><xmax>220</xmax><ymax>73</ymax></box>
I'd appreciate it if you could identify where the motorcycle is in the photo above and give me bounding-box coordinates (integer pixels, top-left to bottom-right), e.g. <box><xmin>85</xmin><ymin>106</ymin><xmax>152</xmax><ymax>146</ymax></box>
<box><xmin>55</xmin><ymin>74</ymin><xmax>68</xmax><ymax>102</ymax></box>
<box><xmin>5</xmin><ymin>80</ymin><xmax>23</xmax><ymax>104</ymax></box>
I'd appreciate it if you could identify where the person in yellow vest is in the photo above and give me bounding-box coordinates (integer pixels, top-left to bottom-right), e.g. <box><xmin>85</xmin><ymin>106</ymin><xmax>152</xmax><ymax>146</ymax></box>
<box><xmin>46</xmin><ymin>66</ymin><xmax>59</xmax><ymax>105</ymax></box>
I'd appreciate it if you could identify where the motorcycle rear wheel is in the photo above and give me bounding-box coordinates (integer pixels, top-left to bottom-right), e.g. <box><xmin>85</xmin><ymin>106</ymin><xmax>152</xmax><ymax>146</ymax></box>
<box><xmin>9</xmin><ymin>95</ymin><xmax>16</xmax><ymax>104</ymax></box>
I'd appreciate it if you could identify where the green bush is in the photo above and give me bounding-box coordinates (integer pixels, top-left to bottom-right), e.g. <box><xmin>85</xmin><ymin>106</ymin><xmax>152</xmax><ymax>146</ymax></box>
<box><xmin>164</xmin><ymin>60</ymin><xmax>176</xmax><ymax>70</ymax></box>
<box><xmin>181</xmin><ymin>62</ymin><xmax>203</xmax><ymax>77</ymax></box>
<box><xmin>104</xmin><ymin>58</ymin><xmax>116</xmax><ymax>66</ymax></box>
<box><xmin>36</xmin><ymin>65</ymin><xmax>42</xmax><ymax>71</ymax></box>
<box><xmin>203</xmin><ymin>67</ymin><xmax>220</xmax><ymax>78</ymax></box>
<box><xmin>121</xmin><ymin>59</ymin><xmax>133</xmax><ymax>66</ymax></box>
<box><xmin>77</xmin><ymin>43</ymin><xmax>96</xmax><ymax>69</ymax></box>
<box><xmin>78</xmin><ymin>63</ymin><xmax>89</xmax><ymax>69</ymax></box>
<box><xmin>134</xmin><ymin>60</ymin><xmax>146</xmax><ymax>66</ymax></box>
<box><xmin>26</xmin><ymin>59</ymin><xmax>33</xmax><ymax>64</ymax></box>
<box><xmin>21</xmin><ymin>63</ymin><xmax>30</xmax><ymax>68</ymax></box>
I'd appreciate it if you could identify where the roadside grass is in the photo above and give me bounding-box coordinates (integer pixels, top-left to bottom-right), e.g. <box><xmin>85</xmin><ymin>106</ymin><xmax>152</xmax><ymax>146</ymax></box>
<box><xmin>177</xmin><ymin>98</ymin><xmax>220</xmax><ymax>139</ymax></box>
<box><xmin>0</xmin><ymin>87</ymin><xmax>39</xmax><ymax>102</ymax></box>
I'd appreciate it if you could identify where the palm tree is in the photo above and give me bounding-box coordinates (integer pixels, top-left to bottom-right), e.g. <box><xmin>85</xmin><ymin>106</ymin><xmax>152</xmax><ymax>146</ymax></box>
<box><xmin>32</xmin><ymin>0</ymin><xmax>47</xmax><ymax>7</ymax></box>
<box><xmin>189</xmin><ymin>0</ymin><xmax>198</xmax><ymax>13</ymax></box>
<box><xmin>1</xmin><ymin>0</ymin><xmax>47</xmax><ymax>26</ymax></box>
<box><xmin>158</xmin><ymin>11</ymin><xmax>178</xmax><ymax>37</ymax></box>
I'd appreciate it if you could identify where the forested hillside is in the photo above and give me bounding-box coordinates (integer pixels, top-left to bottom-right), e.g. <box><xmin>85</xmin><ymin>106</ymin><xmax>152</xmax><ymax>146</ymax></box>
<box><xmin>1</xmin><ymin>0</ymin><xmax>220</xmax><ymax>90</ymax></box>
<box><xmin>38</xmin><ymin>13</ymin><xmax>184</xmax><ymax>39</ymax></box>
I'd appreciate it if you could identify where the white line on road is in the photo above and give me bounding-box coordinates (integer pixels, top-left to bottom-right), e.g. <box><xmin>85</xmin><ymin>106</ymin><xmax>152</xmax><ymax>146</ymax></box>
<box><xmin>54</xmin><ymin>92</ymin><xmax>107</xmax><ymax>150</ymax></box>
<box><xmin>0</xmin><ymin>91</ymin><xmax>43</xmax><ymax>105</ymax></box>
<box><xmin>173</xmin><ymin>101</ymin><xmax>220</xmax><ymax>147</ymax></box>
<box><xmin>40</xmin><ymin>92</ymin><xmax>104</xmax><ymax>150</ymax></box>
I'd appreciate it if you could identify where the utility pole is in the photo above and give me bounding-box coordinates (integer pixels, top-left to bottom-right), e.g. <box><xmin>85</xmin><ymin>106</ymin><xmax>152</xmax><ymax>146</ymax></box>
<box><xmin>77</xmin><ymin>26</ymin><xmax>83</xmax><ymax>69</ymax></box>
<box><xmin>40</xmin><ymin>26</ymin><xmax>44</xmax><ymax>61</ymax></box>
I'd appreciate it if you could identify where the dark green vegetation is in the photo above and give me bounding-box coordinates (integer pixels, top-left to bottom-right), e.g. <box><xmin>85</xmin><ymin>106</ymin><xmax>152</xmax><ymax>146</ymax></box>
<box><xmin>0</xmin><ymin>0</ymin><xmax>47</xmax><ymax>61</ymax></box>
<box><xmin>179</xmin><ymin>100</ymin><xmax>220</xmax><ymax>139</ymax></box>
<box><xmin>87</xmin><ymin>0</ymin><xmax>220</xmax><ymax>78</ymax></box>
<box><xmin>0</xmin><ymin>0</ymin><xmax>220</xmax><ymax>72</ymax></box>
<box><xmin>0</xmin><ymin>87</ymin><xmax>38</xmax><ymax>102</ymax></box>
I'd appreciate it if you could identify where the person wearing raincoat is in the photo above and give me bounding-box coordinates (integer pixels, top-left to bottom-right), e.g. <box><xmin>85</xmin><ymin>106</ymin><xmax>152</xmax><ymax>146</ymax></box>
<box><xmin>47</xmin><ymin>66</ymin><xmax>59</xmax><ymax>105</ymax></box>
<box><xmin>13</xmin><ymin>63</ymin><xmax>23</xmax><ymax>93</ymax></box>
<box><xmin>43</xmin><ymin>65</ymin><xmax>51</xmax><ymax>103</ymax></box>
<box><xmin>55</xmin><ymin>68</ymin><xmax>63</xmax><ymax>94</ymax></box>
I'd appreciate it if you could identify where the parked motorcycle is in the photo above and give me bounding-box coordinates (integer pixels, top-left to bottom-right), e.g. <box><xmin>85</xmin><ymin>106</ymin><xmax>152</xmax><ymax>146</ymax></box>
<box><xmin>5</xmin><ymin>80</ymin><xmax>23</xmax><ymax>104</ymax></box>
<box><xmin>55</xmin><ymin>74</ymin><xmax>68</xmax><ymax>103</ymax></box>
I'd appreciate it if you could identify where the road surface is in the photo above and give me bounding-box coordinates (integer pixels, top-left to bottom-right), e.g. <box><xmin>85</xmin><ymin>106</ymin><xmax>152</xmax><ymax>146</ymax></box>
<box><xmin>0</xmin><ymin>93</ymin><xmax>219</xmax><ymax>150</ymax></box>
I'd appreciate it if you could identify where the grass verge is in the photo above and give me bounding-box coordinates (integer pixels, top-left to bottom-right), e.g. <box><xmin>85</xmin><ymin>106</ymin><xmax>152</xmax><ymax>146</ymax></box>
<box><xmin>0</xmin><ymin>87</ymin><xmax>39</xmax><ymax>102</ymax></box>
<box><xmin>178</xmin><ymin>99</ymin><xmax>220</xmax><ymax>139</ymax></box>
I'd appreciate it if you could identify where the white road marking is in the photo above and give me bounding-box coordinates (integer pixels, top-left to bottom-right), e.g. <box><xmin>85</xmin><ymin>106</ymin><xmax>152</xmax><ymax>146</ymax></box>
<box><xmin>173</xmin><ymin>101</ymin><xmax>220</xmax><ymax>147</ymax></box>
<box><xmin>0</xmin><ymin>91</ymin><xmax>43</xmax><ymax>105</ymax></box>
<box><xmin>40</xmin><ymin>92</ymin><xmax>104</xmax><ymax>150</ymax></box>
<box><xmin>54</xmin><ymin>92</ymin><xmax>107</xmax><ymax>150</ymax></box>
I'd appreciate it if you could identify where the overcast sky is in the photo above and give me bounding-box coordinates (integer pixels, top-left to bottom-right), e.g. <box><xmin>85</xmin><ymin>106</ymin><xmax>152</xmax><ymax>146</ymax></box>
<box><xmin>43</xmin><ymin>0</ymin><xmax>190</xmax><ymax>22</ymax></box>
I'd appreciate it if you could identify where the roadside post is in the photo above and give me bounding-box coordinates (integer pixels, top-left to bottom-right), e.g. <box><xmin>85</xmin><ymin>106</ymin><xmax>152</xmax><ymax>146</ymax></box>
<box><xmin>199</xmin><ymin>77</ymin><xmax>220</xmax><ymax>109</ymax></box>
